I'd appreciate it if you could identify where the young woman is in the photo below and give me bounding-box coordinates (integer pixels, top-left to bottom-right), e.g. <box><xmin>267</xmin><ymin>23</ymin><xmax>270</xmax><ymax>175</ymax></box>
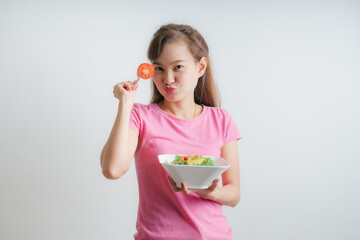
<box><xmin>101</xmin><ymin>23</ymin><xmax>241</xmax><ymax>239</ymax></box>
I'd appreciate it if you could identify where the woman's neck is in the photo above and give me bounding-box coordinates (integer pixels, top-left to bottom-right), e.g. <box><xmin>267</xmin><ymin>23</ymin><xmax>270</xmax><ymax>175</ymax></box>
<box><xmin>159</xmin><ymin>100</ymin><xmax>198</xmax><ymax>119</ymax></box>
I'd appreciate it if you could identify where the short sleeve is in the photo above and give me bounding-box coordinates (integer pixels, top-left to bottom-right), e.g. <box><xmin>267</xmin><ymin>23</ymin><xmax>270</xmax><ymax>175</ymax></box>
<box><xmin>223</xmin><ymin>110</ymin><xmax>242</xmax><ymax>145</ymax></box>
<box><xmin>129</xmin><ymin>103</ymin><xmax>141</xmax><ymax>135</ymax></box>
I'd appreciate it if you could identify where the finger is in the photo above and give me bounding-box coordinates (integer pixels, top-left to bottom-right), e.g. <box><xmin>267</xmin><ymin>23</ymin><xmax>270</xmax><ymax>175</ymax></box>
<box><xmin>122</xmin><ymin>81</ymin><xmax>134</xmax><ymax>91</ymax></box>
<box><xmin>208</xmin><ymin>178</ymin><xmax>220</xmax><ymax>191</ymax></box>
<box><xmin>181</xmin><ymin>182</ymin><xmax>191</xmax><ymax>195</ymax></box>
<box><xmin>113</xmin><ymin>83</ymin><xmax>121</xmax><ymax>92</ymax></box>
<box><xmin>133</xmin><ymin>83</ymin><xmax>139</xmax><ymax>90</ymax></box>
<box><xmin>127</xmin><ymin>81</ymin><xmax>138</xmax><ymax>91</ymax></box>
<box><xmin>113</xmin><ymin>83</ymin><xmax>127</xmax><ymax>94</ymax></box>
<box><xmin>113</xmin><ymin>85</ymin><xmax>121</xmax><ymax>98</ymax></box>
<box><xmin>168</xmin><ymin>176</ymin><xmax>181</xmax><ymax>192</ymax></box>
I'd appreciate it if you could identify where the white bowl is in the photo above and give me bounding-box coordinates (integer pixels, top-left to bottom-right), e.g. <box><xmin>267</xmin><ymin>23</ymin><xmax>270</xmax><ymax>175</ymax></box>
<box><xmin>158</xmin><ymin>154</ymin><xmax>231</xmax><ymax>189</ymax></box>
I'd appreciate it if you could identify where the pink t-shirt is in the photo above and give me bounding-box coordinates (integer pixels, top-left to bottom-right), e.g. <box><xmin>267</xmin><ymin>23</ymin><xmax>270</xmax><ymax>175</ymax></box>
<box><xmin>129</xmin><ymin>103</ymin><xmax>241</xmax><ymax>240</ymax></box>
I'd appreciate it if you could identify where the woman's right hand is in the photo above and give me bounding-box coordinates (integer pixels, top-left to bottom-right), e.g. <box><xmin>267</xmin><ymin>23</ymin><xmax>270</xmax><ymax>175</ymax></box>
<box><xmin>113</xmin><ymin>81</ymin><xmax>138</xmax><ymax>106</ymax></box>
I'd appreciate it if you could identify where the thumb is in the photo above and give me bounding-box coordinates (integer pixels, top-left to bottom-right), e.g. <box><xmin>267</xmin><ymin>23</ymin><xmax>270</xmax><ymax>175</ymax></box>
<box><xmin>208</xmin><ymin>178</ymin><xmax>220</xmax><ymax>191</ymax></box>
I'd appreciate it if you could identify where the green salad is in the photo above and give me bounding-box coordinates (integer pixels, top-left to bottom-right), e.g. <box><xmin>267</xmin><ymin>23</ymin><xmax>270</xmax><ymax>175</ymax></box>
<box><xmin>168</xmin><ymin>154</ymin><xmax>214</xmax><ymax>166</ymax></box>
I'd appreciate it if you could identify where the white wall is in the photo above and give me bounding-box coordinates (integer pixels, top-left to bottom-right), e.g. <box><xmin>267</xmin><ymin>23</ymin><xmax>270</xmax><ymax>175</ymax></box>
<box><xmin>1</xmin><ymin>0</ymin><xmax>359</xmax><ymax>239</ymax></box>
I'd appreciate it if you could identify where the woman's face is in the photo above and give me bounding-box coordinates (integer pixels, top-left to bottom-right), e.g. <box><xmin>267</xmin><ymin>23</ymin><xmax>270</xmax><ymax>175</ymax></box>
<box><xmin>152</xmin><ymin>40</ymin><xmax>206</xmax><ymax>103</ymax></box>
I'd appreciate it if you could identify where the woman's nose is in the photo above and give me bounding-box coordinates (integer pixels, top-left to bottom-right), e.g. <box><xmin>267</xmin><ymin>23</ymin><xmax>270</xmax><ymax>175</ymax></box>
<box><xmin>164</xmin><ymin>72</ymin><xmax>175</xmax><ymax>85</ymax></box>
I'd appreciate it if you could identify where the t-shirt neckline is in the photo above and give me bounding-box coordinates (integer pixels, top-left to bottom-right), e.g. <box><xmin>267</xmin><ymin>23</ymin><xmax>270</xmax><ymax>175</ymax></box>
<box><xmin>151</xmin><ymin>103</ymin><xmax>207</xmax><ymax>124</ymax></box>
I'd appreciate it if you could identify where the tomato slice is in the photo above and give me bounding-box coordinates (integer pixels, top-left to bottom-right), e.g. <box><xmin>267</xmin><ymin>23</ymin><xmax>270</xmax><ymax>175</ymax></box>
<box><xmin>137</xmin><ymin>63</ymin><xmax>154</xmax><ymax>79</ymax></box>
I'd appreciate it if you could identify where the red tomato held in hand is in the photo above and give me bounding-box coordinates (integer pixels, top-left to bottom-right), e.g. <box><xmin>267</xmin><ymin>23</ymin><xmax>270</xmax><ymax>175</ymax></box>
<box><xmin>137</xmin><ymin>63</ymin><xmax>154</xmax><ymax>79</ymax></box>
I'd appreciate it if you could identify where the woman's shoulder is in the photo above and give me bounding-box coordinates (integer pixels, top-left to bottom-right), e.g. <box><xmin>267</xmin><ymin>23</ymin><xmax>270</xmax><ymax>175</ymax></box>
<box><xmin>132</xmin><ymin>103</ymin><xmax>157</xmax><ymax>114</ymax></box>
<box><xmin>204</xmin><ymin>106</ymin><xmax>239</xmax><ymax>136</ymax></box>
<box><xmin>133</xmin><ymin>102</ymin><xmax>152</xmax><ymax>109</ymax></box>
<box><xmin>204</xmin><ymin>105</ymin><xmax>232</xmax><ymax>118</ymax></box>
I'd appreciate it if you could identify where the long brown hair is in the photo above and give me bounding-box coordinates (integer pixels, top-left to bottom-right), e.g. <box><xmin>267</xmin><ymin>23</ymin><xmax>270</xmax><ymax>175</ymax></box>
<box><xmin>147</xmin><ymin>23</ymin><xmax>221</xmax><ymax>108</ymax></box>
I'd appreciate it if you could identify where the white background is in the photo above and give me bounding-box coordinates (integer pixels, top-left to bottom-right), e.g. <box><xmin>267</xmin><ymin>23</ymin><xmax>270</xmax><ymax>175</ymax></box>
<box><xmin>1</xmin><ymin>0</ymin><xmax>359</xmax><ymax>239</ymax></box>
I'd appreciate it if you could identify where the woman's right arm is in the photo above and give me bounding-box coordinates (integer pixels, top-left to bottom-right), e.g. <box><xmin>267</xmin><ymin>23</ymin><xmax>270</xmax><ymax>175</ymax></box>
<box><xmin>100</xmin><ymin>81</ymin><xmax>139</xmax><ymax>179</ymax></box>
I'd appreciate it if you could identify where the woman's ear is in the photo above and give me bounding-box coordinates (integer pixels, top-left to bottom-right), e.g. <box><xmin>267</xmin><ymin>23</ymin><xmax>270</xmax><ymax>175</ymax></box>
<box><xmin>198</xmin><ymin>57</ymin><xmax>208</xmax><ymax>77</ymax></box>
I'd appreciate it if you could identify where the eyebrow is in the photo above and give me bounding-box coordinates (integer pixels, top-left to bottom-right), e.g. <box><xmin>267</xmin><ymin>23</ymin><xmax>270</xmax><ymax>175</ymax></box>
<box><xmin>152</xmin><ymin>60</ymin><xmax>187</xmax><ymax>66</ymax></box>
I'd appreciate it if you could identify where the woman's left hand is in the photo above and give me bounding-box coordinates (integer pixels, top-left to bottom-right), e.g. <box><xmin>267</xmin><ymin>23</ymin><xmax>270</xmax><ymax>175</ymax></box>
<box><xmin>168</xmin><ymin>176</ymin><xmax>219</xmax><ymax>200</ymax></box>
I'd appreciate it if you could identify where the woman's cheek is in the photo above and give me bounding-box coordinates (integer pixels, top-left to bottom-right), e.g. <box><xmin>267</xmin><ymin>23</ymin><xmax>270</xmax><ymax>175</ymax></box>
<box><xmin>152</xmin><ymin>76</ymin><xmax>162</xmax><ymax>88</ymax></box>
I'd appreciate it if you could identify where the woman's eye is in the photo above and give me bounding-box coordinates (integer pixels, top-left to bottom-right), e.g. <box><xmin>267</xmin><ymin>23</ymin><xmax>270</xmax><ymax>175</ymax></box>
<box><xmin>154</xmin><ymin>67</ymin><xmax>163</xmax><ymax>71</ymax></box>
<box><xmin>174</xmin><ymin>65</ymin><xmax>183</xmax><ymax>70</ymax></box>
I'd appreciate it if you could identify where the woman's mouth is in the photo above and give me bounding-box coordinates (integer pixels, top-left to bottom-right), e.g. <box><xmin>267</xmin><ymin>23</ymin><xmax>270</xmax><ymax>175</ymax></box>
<box><xmin>165</xmin><ymin>87</ymin><xmax>176</xmax><ymax>94</ymax></box>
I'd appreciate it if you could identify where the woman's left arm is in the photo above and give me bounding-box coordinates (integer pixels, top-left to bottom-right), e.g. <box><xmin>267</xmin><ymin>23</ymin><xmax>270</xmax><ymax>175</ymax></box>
<box><xmin>177</xmin><ymin>140</ymin><xmax>240</xmax><ymax>207</ymax></box>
